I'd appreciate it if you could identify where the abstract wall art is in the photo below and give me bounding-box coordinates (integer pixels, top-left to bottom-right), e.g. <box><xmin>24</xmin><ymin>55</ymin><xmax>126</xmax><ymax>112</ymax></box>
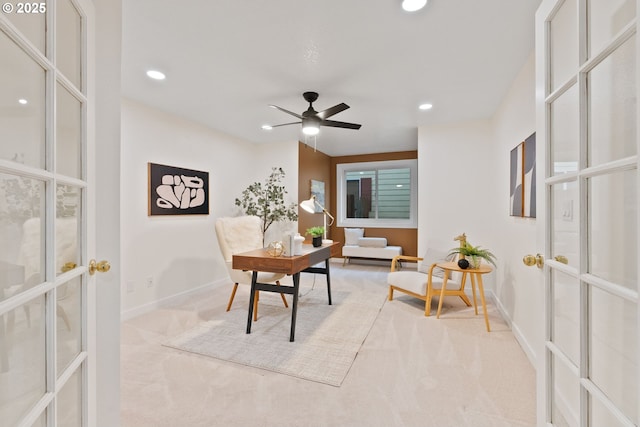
<box><xmin>310</xmin><ymin>179</ymin><xmax>325</xmax><ymax>213</ymax></box>
<box><xmin>510</xmin><ymin>132</ymin><xmax>536</xmax><ymax>218</ymax></box>
<box><xmin>148</xmin><ymin>163</ymin><xmax>209</xmax><ymax>216</ymax></box>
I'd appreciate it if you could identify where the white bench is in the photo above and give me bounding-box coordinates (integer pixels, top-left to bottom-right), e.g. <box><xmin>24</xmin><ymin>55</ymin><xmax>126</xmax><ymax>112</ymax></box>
<box><xmin>341</xmin><ymin>235</ymin><xmax>403</xmax><ymax>265</ymax></box>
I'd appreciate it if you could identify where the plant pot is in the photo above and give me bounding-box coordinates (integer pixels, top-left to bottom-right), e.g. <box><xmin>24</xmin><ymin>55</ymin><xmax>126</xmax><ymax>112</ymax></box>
<box><xmin>469</xmin><ymin>256</ymin><xmax>482</xmax><ymax>269</ymax></box>
<box><xmin>312</xmin><ymin>236</ymin><xmax>322</xmax><ymax>247</ymax></box>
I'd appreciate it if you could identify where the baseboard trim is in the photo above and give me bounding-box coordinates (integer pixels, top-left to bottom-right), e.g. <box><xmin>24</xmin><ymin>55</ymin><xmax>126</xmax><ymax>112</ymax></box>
<box><xmin>120</xmin><ymin>279</ymin><xmax>226</xmax><ymax>321</ymax></box>
<box><xmin>490</xmin><ymin>289</ymin><xmax>537</xmax><ymax>367</ymax></box>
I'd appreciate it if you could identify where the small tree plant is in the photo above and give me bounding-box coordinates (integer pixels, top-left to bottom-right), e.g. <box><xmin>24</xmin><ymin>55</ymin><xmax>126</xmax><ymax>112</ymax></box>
<box><xmin>234</xmin><ymin>167</ymin><xmax>298</xmax><ymax>241</ymax></box>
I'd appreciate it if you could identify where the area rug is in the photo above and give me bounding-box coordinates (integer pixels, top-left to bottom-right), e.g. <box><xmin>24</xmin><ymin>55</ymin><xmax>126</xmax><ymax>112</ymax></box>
<box><xmin>163</xmin><ymin>286</ymin><xmax>387</xmax><ymax>386</ymax></box>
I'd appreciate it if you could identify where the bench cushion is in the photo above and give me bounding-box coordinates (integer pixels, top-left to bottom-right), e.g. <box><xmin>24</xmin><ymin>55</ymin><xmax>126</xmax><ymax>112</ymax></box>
<box><xmin>342</xmin><ymin>245</ymin><xmax>402</xmax><ymax>260</ymax></box>
<box><xmin>357</xmin><ymin>237</ymin><xmax>387</xmax><ymax>248</ymax></box>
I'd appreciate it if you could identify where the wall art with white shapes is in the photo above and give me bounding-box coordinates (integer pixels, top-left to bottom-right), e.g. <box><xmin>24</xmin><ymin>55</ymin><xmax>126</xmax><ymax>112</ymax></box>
<box><xmin>148</xmin><ymin>163</ymin><xmax>209</xmax><ymax>216</ymax></box>
<box><xmin>509</xmin><ymin>132</ymin><xmax>536</xmax><ymax>218</ymax></box>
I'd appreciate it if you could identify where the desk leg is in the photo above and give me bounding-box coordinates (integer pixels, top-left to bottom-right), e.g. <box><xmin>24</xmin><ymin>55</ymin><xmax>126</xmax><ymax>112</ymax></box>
<box><xmin>470</xmin><ymin>274</ymin><xmax>479</xmax><ymax>315</ymax></box>
<box><xmin>290</xmin><ymin>272</ymin><xmax>300</xmax><ymax>342</ymax></box>
<box><xmin>325</xmin><ymin>259</ymin><xmax>332</xmax><ymax>305</ymax></box>
<box><xmin>246</xmin><ymin>271</ymin><xmax>258</xmax><ymax>334</ymax></box>
<box><xmin>476</xmin><ymin>274</ymin><xmax>491</xmax><ymax>332</ymax></box>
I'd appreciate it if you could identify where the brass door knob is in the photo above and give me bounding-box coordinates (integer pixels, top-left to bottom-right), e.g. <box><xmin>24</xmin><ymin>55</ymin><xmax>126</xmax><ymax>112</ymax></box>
<box><xmin>554</xmin><ymin>255</ymin><xmax>568</xmax><ymax>264</ymax></box>
<box><xmin>523</xmin><ymin>254</ymin><xmax>544</xmax><ymax>268</ymax></box>
<box><xmin>89</xmin><ymin>259</ymin><xmax>111</xmax><ymax>275</ymax></box>
<box><xmin>61</xmin><ymin>262</ymin><xmax>77</xmax><ymax>273</ymax></box>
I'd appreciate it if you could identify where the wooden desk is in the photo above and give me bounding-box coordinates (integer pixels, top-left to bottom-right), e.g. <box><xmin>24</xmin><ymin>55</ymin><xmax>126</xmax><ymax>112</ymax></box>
<box><xmin>233</xmin><ymin>242</ymin><xmax>340</xmax><ymax>342</ymax></box>
<box><xmin>436</xmin><ymin>261</ymin><xmax>493</xmax><ymax>332</ymax></box>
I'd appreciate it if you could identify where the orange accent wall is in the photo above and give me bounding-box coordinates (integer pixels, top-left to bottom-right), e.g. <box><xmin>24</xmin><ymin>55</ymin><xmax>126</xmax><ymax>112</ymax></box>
<box><xmin>298</xmin><ymin>143</ymin><xmax>418</xmax><ymax>257</ymax></box>
<box><xmin>298</xmin><ymin>142</ymin><xmax>332</xmax><ymax>241</ymax></box>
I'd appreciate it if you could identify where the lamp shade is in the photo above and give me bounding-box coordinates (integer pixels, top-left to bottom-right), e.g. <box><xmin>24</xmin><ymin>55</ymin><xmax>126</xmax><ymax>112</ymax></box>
<box><xmin>300</xmin><ymin>196</ymin><xmax>316</xmax><ymax>213</ymax></box>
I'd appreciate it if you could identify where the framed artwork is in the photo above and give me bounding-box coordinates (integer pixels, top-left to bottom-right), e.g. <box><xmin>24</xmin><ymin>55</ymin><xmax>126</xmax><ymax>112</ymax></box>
<box><xmin>509</xmin><ymin>132</ymin><xmax>536</xmax><ymax>218</ymax></box>
<box><xmin>310</xmin><ymin>179</ymin><xmax>325</xmax><ymax>213</ymax></box>
<box><xmin>148</xmin><ymin>163</ymin><xmax>209</xmax><ymax>216</ymax></box>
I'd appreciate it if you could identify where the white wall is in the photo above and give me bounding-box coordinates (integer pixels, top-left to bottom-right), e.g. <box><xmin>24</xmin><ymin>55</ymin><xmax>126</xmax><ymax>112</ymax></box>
<box><xmin>120</xmin><ymin>99</ymin><xmax>298</xmax><ymax>317</ymax></box>
<box><xmin>419</xmin><ymin>52</ymin><xmax>541</xmax><ymax>364</ymax></box>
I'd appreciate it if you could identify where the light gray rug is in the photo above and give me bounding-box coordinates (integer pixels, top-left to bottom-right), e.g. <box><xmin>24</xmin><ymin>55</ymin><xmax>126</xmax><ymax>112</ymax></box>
<box><xmin>164</xmin><ymin>286</ymin><xmax>387</xmax><ymax>386</ymax></box>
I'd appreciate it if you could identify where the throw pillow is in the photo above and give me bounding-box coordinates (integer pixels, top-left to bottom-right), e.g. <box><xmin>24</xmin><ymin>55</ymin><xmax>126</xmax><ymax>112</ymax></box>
<box><xmin>418</xmin><ymin>248</ymin><xmax>449</xmax><ymax>278</ymax></box>
<box><xmin>344</xmin><ymin>228</ymin><xmax>365</xmax><ymax>246</ymax></box>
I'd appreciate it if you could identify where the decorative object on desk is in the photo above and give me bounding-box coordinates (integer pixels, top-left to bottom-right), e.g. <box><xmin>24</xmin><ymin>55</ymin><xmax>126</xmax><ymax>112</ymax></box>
<box><xmin>510</xmin><ymin>132</ymin><xmax>536</xmax><ymax>218</ymax></box>
<box><xmin>457</xmin><ymin>258</ymin><xmax>470</xmax><ymax>269</ymax></box>
<box><xmin>148</xmin><ymin>163</ymin><xmax>209</xmax><ymax>216</ymax></box>
<box><xmin>448</xmin><ymin>241</ymin><xmax>497</xmax><ymax>269</ymax></box>
<box><xmin>300</xmin><ymin>194</ymin><xmax>335</xmax><ymax>243</ymax></box>
<box><xmin>234</xmin><ymin>167</ymin><xmax>298</xmax><ymax>244</ymax></box>
<box><xmin>291</xmin><ymin>232</ymin><xmax>305</xmax><ymax>255</ymax></box>
<box><xmin>266</xmin><ymin>241</ymin><xmax>284</xmax><ymax>257</ymax></box>
<box><xmin>305</xmin><ymin>226</ymin><xmax>324</xmax><ymax>247</ymax></box>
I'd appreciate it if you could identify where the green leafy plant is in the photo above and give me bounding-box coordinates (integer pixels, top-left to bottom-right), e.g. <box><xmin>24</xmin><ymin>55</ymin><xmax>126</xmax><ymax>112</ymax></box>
<box><xmin>448</xmin><ymin>241</ymin><xmax>497</xmax><ymax>267</ymax></box>
<box><xmin>234</xmin><ymin>167</ymin><xmax>298</xmax><ymax>240</ymax></box>
<box><xmin>305</xmin><ymin>226</ymin><xmax>325</xmax><ymax>237</ymax></box>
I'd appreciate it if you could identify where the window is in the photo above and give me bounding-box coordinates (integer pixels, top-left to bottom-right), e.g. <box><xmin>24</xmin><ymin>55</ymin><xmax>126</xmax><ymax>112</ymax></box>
<box><xmin>337</xmin><ymin>159</ymin><xmax>417</xmax><ymax>228</ymax></box>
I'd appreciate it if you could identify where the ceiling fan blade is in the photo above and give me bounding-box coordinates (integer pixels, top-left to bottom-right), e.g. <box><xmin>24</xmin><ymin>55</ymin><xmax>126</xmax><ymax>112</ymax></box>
<box><xmin>317</xmin><ymin>103</ymin><xmax>349</xmax><ymax>119</ymax></box>
<box><xmin>320</xmin><ymin>119</ymin><xmax>361</xmax><ymax>130</ymax></box>
<box><xmin>269</xmin><ymin>105</ymin><xmax>303</xmax><ymax>119</ymax></box>
<box><xmin>270</xmin><ymin>121</ymin><xmax>301</xmax><ymax>128</ymax></box>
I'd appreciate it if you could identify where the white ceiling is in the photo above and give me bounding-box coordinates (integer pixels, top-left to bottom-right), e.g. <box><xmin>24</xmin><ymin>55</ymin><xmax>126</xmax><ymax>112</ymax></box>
<box><xmin>122</xmin><ymin>0</ymin><xmax>542</xmax><ymax>157</ymax></box>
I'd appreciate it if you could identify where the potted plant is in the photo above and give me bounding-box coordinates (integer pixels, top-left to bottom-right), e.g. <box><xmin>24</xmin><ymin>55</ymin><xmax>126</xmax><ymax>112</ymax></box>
<box><xmin>234</xmin><ymin>167</ymin><xmax>298</xmax><ymax>245</ymax></box>
<box><xmin>305</xmin><ymin>226</ymin><xmax>325</xmax><ymax>247</ymax></box>
<box><xmin>448</xmin><ymin>241</ymin><xmax>497</xmax><ymax>269</ymax></box>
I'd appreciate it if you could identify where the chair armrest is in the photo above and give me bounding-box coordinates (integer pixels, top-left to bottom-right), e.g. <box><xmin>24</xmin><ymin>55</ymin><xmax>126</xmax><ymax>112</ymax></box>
<box><xmin>390</xmin><ymin>255</ymin><xmax>423</xmax><ymax>272</ymax></box>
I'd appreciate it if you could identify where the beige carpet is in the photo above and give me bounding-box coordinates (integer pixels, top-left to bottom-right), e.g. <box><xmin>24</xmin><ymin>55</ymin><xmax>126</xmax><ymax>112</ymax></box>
<box><xmin>163</xmin><ymin>285</ymin><xmax>387</xmax><ymax>386</ymax></box>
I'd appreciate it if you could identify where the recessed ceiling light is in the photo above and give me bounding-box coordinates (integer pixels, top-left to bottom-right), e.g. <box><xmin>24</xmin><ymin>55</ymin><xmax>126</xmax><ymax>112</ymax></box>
<box><xmin>402</xmin><ymin>0</ymin><xmax>427</xmax><ymax>12</ymax></box>
<box><xmin>419</xmin><ymin>103</ymin><xmax>433</xmax><ymax>110</ymax></box>
<box><xmin>146</xmin><ymin>70</ymin><xmax>166</xmax><ymax>80</ymax></box>
<box><xmin>261</xmin><ymin>125</ymin><xmax>273</xmax><ymax>130</ymax></box>
<box><xmin>18</xmin><ymin>98</ymin><xmax>28</xmax><ymax>105</ymax></box>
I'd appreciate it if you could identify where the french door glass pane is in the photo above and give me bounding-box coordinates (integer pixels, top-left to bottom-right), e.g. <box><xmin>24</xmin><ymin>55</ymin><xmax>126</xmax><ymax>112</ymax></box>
<box><xmin>588</xmin><ymin>0</ymin><xmax>636</xmax><ymax>57</ymax></box>
<box><xmin>590</xmin><ymin>394</ymin><xmax>631</xmax><ymax>427</ymax></box>
<box><xmin>56</xmin><ymin>84</ymin><xmax>82</xmax><ymax>179</ymax></box>
<box><xmin>57</xmin><ymin>367</ymin><xmax>82</xmax><ymax>427</ymax></box>
<box><xmin>56</xmin><ymin>0</ymin><xmax>82</xmax><ymax>89</ymax></box>
<box><xmin>552</xmin><ymin>270</ymin><xmax>580</xmax><ymax>364</ymax></box>
<box><xmin>31</xmin><ymin>410</ymin><xmax>47</xmax><ymax>427</ymax></box>
<box><xmin>550</xmin><ymin>85</ymin><xmax>579</xmax><ymax>176</ymax></box>
<box><xmin>552</xmin><ymin>181</ymin><xmax>579</xmax><ymax>269</ymax></box>
<box><xmin>588</xmin><ymin>170</ymin><xmax>637</xmax><ymax>289</ymax></box>
<box><xmin>55</xmin><ymin>184</ymin><xmax>80</xmax><ymax>276</ymax></box>
<box><xmin>56</xmin><ymin>276</ymin><xmax>81</xmax><ymax>376</ymax></box>
<box><xmin>0</xmin><ymin>32</ymin><xmax>46</xmax><ymax>169</ymax></box>
<box><xmin>0</xmin><ymin>173</ymin><xmax>45</xmax><ymax>303</ymax></box>
<box><xmin>589</xmin><ymin>285</ymin><xmax>638</xmax><ymax>424</ymax></box>
<box><xmin>550</xmin><ymin>0</ymin><xmax>578</xmax><ymax>91</ymax></box>
<box><xmin>0</xmin><ymin>294</ymin><xmax>46</xmax><ymax>427</ymax></box>
<box><xmin>551</xmin><ymin>352</ymin><xmax>580</xmax><ymax>427</ymax></box>
<box><xmin>5</xmin><ymin>5</ymin><xmax>46</xmax><ymax>53</ymax></box>
<box><xmin>588</xmin><ymin>37</ymin><xmax>637</xmax><ymax>166</ymax></box>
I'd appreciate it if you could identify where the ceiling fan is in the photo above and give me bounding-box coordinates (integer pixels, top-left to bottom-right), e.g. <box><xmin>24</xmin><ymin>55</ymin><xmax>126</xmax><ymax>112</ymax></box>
<box><xmin>266</xmin><ymin>91</ymin><xmax>362</xmax><ymax>136</ymax></box>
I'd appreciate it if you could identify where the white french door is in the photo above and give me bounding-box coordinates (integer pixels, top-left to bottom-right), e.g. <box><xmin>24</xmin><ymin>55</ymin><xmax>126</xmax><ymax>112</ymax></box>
<box><xmin>0</xmin><ymin>0</ymin><xmax>97</xmax><ymax>426</ymax></box>
<box><xmin>536</xmin><ymin>0</ymin><xmax>639</xmax><ymax>426</ymax></box>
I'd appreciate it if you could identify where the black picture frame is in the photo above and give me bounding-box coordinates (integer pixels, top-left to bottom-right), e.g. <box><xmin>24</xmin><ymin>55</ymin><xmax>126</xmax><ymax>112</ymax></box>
<box><xmin>148</xmin><ymin>163</ymin><xmax>209</xmax><ymax>216</ymax></box>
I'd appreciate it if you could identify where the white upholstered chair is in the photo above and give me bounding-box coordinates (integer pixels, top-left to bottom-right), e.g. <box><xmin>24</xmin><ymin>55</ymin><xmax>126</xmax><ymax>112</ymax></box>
<box><xmin>214</xmin><ymin>216</ymin><xmax>288</xmax><ymax>320</ymax></box>
<box><xmin>387</xmin><ymin>248</ymin><xmax>472</xmax><ymax>316</ymax></box>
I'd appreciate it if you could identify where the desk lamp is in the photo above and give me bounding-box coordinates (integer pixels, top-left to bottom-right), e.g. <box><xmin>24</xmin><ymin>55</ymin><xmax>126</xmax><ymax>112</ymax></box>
<box><xmin>300</xmin><ymin>195</ymin><xmax>335</xmax><ymax>243</ymax></box>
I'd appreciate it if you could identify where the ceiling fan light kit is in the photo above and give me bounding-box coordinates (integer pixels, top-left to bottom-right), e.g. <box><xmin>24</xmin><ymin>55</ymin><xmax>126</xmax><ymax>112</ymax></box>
<box><xmin>266</xmin><ymin>91</ymin><xmax>361</xmax><ymax>137</ymax></box>
<box><xmin>402</xmin><ymin>0</ymin><xmax>427</xmax><ymax>12</ymax></box>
